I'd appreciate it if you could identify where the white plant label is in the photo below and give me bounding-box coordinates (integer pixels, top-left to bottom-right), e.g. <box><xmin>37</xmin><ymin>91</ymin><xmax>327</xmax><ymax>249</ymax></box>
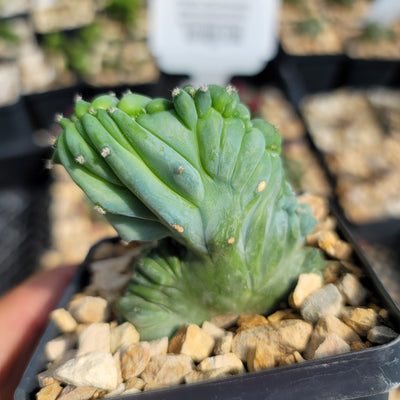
<box><xmin>148</xmin><ymin>0</ymin><xmax>281</xmax><ymax>85</ymax></box>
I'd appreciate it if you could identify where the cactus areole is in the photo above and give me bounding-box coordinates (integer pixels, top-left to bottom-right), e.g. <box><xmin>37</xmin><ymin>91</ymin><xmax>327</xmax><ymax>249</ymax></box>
<box><xmin>52</xmin><ymin>85</ymin><xmax>325</xmax><ymax>340</ymax></box>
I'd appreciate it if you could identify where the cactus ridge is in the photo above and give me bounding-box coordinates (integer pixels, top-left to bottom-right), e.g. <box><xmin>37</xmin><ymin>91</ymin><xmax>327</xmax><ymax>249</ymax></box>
<box><xmin>53</xmin><ymin>85</ymin><xmax>326</xmax><ymax>340</ymax></box>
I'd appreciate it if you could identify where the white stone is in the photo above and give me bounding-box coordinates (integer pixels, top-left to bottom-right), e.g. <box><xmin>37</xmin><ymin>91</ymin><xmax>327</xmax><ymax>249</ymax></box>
<box><xmin>214</xmin><ymin>331</ymin><xmax>233</xmax><ymax>355</ymax></box>
<box><xmin>110</xmin><ymin>322</ymin><xmax>140</xmax><ymax>353</ymax></box>
<box><xmin>148</xmin><ymin>336</ymin><xmax>169</xmax><ymax>357</ymax></box>
<box><xmin>77</xmin><ymin>323</ymin><xmax>110</xmax><ymax>355</ymax></box>
<box><xmin>45</xmin><ymin>334</ymin><xmax>76</xmax><ymax>362</ymax></box>
<box><xmin>313</xmin><ymin>333</ymin><xmax>351</xmax><ymax>359</ymax></box>
<box><xmin>54</xmin><ymin>351</ymin><xmax>118</xmax><ymax>391</ymax></box>
<box><xmin>197</xmin><ymin>353</ymin><xmax>245</xmax><ymax>374</ymax></box>
<box><xmin>201</xmin><ymin>321</ymin><xmax>226</xmax><ymax>339</ymax></box>
<box><xmin>68</xmin><ymin>296</ymin><xmax>108</xmax><ymax>324</ymax></box>
<box><xmin>337</xmin><ymin>273</ymin><xmax>368</xmax><ymax>306</ymax></box>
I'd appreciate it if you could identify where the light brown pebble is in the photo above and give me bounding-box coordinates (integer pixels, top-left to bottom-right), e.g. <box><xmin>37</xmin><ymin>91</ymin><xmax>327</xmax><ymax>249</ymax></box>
<box><xmin>184</xmin><ymin>367</ymin><xmax>233</xmax><ymax>384</ymax></box>
<box><xmin>342</xmin><ymin>307</ymin><xmax>378</xmax><ymax>336</ymax></box>
<box><xmin>68</xmin><ymin>296</ymin><xmax>109</xmax><ymax>324</ymax></box>
<box><xmin>317</xmin><ymin>231</ymin><xmax>352</xmax><ymax>260</ymax></box>
<box><xmin>210</xmin><ymin>312</ymin><xmax>239</xmax><ymax>329</ymax></box>
<box><xmin>236</xmin><ymin>314</ymin><xmax>269</xmax><ymax>331</ymax></box>
<box><xmin>275</xmin><ymin>319</ymin><xmax>313</xmax><ymax>353</ymax></box>
<box><xmin>104</xmin><ymin>383</ymin><xmax>125</xmax><ymax>398</ymax></box>
<box><xmin>141</xmin><ymin>354</ymin><xmax>194</xmax><ymax>390</ymax></box>
<box><xmin>148</xmin><ymin>336</ymin><xmax>169</xmax><ymax>357</ymax></box>
<box><xmin>168</xmin><ymin>324</ymin><xmax>215</xmax><ymax>363</ymax></box>
<box><xmin>110</xmin><ymin>322</ymin><xmax>140</xmax><ymax>353</ymax></box>
<box><xmin>36</xmin><ymin>382</ymin><xmax>63</xmax><ymax>400</ymax></box>
<box><xmin>50</xmin><ymin>309</ymin><xmax>78</xmax><ymax>333</ymax></box>
<box><xmin>58</xmin><ymin>386</ymin><xmax>97</xmax><ymax>400</ymax></box>
<box><xmin>121</xmin><ymin>342</ymin><xmax>151</xmax><ymax>379</ymax></box>
<box><xmin>337</xmin><ymin>273</ymin><xmax>368</xmax><ymax>306</ymax></box>
<box><xmin>214</xmin><ymin>331</ymin><xmax>233</xmax><ymax>355</ymax></box>
<box><xmin>247</xmin><ymin>342</ymin><xmax>276</xmax><ymax>371</ymax></box>
<box><xmin>289</xmin><ymin>273</ymin><xmax>324</xmax><ymax>309</ymax></box>
<box><xmin>350</xmin><ymin>341</ymin><xmax>369</xmax><ymax>351</ymax></box>
<box><xmin>197</xmin><ymin>352</ymin><xmax>245</xmax><ymax>374</ymax></box>
<box><xmin>202</xmin><ymin>321</ymin><xmax>226</xmax><ymax>339</ymax></box>
<box><xmin>125</xmin><ymin>376</ymin><xmax>146</xmax><ymax>391</ymax></box>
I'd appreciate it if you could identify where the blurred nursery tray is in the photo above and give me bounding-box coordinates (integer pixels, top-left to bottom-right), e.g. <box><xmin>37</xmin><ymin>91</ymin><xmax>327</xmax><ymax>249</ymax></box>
<box><xmin>294</xmin><ymin>84</ymin><xmax>400</xmax><ymax>249</ymax></box>
<box><xmin>0</xmin><ymin>144</ymin><xmax>52</xmax><ymax>295</ymax></box>
<box><xmin>15</xmin><ymin>207</ymin><xmax>400</xmax><ymax>400</ymax></box>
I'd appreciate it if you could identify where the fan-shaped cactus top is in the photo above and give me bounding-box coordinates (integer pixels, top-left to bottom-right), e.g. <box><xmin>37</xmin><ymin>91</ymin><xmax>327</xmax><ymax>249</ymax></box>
<box><xmin>53</xmin><ymin>85</ymin><xmax>325</xmax><ymax>339</ymax></box>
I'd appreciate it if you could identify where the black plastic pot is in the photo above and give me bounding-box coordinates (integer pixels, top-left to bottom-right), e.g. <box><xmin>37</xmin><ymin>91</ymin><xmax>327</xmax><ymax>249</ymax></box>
<box><xmin>343</xmin><ymin>57</ymin><xmax>400</xmax><ymax>88</ymax></box>
<box><xmin>276</xmin><ymin>48</ymin><xmax>347</xmax><ymax>99</ymax></box>
<box><xmin>15</xmin><ymin>207</ymin><xmax>400</xmax><ymax>400</ymax></box>
<box><xmin>23</xmin><ymin>84</ymin><xmax>82</xmax><ymax>131</ymax></box>
<box><xmin>0</xmin><ymin>98</ymin><xmax>36</xmax><ymax>158</ymax></box>
<box><xmin>0</xmin><ymin>145</ymin><xmax>52</xmax><ymax>295</ymax></box>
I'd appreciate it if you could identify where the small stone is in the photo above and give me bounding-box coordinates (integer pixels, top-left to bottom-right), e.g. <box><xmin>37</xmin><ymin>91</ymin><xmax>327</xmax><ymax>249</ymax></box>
<box><xmin>36</xmin><ymin>382</ymin><xmax>63</xmax><ymax>400</ymax></box>
<box><xmin>316</xmin><ymin>231</ymin><xmax>352</xmax><ymax>260</ymax></box>
<box><xmin>367</xmin><ymin>326</ymin><xmax>399</xmax><ymax>344</ymax></box>
<box><xmin>297</xmin><ymin>193</ymin><xmax>329</xmax><ymax>221</ymax></box>
<box><xmin>342</xmin><ymin>307</ymin><xmax>378</xmax><ymax>336</ymax></box>
<box><xmin>122</xmin><ymin>387</ymin><xmax>142</xmax><ymax>395</ymax></box>
<box><xmin>277</xmin><ymin>351</ymin><xmax>304</xmax><ymax>367</ymax></box>
<box><xmin>231</xmin><ymin>325</ymin><xmax>271</xmax><ymax>361</ymax></box>
<box><xmin>202</xmin><ymin>321</ymin><xmax>226</xmax><ymax>339</ymax></box>
<box><xmin>289</xmin><ymin>273</ymin><xmax>324</xmax><ymax>309</ymax></box>
<box><xmin>57</xmin><ymin>386</ymin><xmax>97</xmax><ymax>400</ymax></box>
<box><xmin>45</xmin><ymin>334</ymin><xmax>76</xmax><ymax>362</ymax></box>
<box><xmin>37</xmin><ymin>371</ymin><xmax>58</xmax><ymax>388</ymax></box>
<box><xmin>110</xmin><ymin>322</ymin><xmax>140</xmax><ymax>353</ymax></box>
<box><xmin>337</xmin><ymin>273</ymin><xmax>368</xmax><ymax>306</ymax></box>
<box><xmin>148</xmin><ymin>336</ymin><xmax>169</xmax><ymax>357</ymax></box>
<box><xmin>236</xmin><ymin>314</ymin><xmax>269</xmax><ymax>331</ymax></box>
<box><xmin>210</xmin><ymin>313</ymin><xmax>239</xmax><ymax>329</ymax></box>
<box><xmin>214</xmin><ymin>331</ymin><xmax>233</xmax><ymax>355</ymax></box>
<box><xmin>350</xmin><ymin>341</ymin><xmax>369</xmax><ymax>351</ymax></box>
<box><xmin>305</xmin><ymin>315</ymin><xmax>360</xmax><ymax>359</ymax></box>
<box><xmin>54</xmin><ymin>351</ymin><xmax>118</xmax><ymax>391</ymax></box>
<box><xmin>275</xmin><ymin>319</ymin><xmax>313</xmax><ymax>353</ymax></box>
<box><xmin>125</xmin><ymin>376</ymin><xmax>146</xmax><ymax>391</ymax></box>
<box><xmin>267</xmin><ymin>309</ymin><xmax>298</xmax><ymax>326</ymax></box>
<box><xmin>197</xmin><ymin>353</ymin><xmax>245</xmax><ymax>374</ymax></box>
<box><xmin>77</xmin><ymin>323</ymin><xmax>110</xmax><ymax>355</ymax></box>
<box><xmin>50</xmin><ymin>309</ymin><xmax>78</xmax><ymax>333</ymax></box>
<box><xmin>184</xmin><ymin>367</ymin><xmax>233</xmax><ymax>384</ymax></box>
<box><xmin>121</xmin><ymin>342</ymin><xmax>151</xmax><ymax>379</ymax></box>
<box><xmin>104</xmin><ymin>383</ymin><xmax>125</xmax><ymax>398</ymax></box>
<box><xmin>247</xmin><ymin>342</ymin><xmax>276</xmax><ymax>371</ymax></box>
<box><xmin>68</xmin><ymin>296</ymin><xmax>108</xmax><ymax>324</ymax></box>
<box><xmin>313</xmin><ymin>333</ymin><xmax>351</xmax><ymax>359</ymax></box>
<box><xmin>168</xmin><ymin>324</ymin><xmax>215</xmax><ymax>362</ymax></box>
<box><xmin>141</xmin><ymin>354</ymin><xmax>194</xmax><ymax>390</ymax></box>
<box><xmin>301</xmin><ymin>284</ymin><xmax>344</xmax><ymax>324</ymax></box>
<box><xmin>113</xmin><ymin>350</ymin><xmax>123</xmax><ymax>385</ymax></box>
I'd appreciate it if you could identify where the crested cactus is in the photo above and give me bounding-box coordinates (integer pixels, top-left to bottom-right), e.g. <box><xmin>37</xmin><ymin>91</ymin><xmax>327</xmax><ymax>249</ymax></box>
<box><xmin>52</xmin><ymin>85</ymin><xmax>325</xmax><ymax>340</ymax></box>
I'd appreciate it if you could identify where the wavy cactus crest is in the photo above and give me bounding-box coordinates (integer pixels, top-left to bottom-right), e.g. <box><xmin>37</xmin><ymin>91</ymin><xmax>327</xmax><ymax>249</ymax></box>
<box><xmin>53</xmin><ymin>84</ymin><xmax>325</xmax><ymax>340</ymax></box>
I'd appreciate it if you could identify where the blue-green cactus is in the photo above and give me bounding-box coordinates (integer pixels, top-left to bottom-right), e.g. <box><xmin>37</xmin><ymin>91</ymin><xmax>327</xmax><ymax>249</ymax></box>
<box><xmin>53</xmin><ymin>85</ymin><xmax>325</xmax><ymax>340</ymax></box>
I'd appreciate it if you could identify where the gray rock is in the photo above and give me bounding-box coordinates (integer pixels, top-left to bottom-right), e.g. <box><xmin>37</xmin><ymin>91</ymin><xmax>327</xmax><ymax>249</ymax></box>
<box><xmin>367</xmin><ymin>325</ymin><xmax>399</xmax><ymax>344</ymax></box>
<box><xmin>301</xmin><ymin>284</ymin><xmax>344</xmax><ymax>324</ymax></box>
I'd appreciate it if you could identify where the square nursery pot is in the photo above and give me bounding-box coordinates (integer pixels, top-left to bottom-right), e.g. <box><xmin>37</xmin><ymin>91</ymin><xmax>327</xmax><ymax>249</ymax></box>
<box><xmin>276</xmin><ymin>50</ymin><xmax>347</xmax><ymax>107</ymax></box>
<box><xmin>343</xmin><ymin>57</ymin><xmax>400</xmax><ymax>88</ymax></box>
<box><xmin>15</xmin><ymin>204</ymin><xmax>400</xmax><ymax>400</ymax></box>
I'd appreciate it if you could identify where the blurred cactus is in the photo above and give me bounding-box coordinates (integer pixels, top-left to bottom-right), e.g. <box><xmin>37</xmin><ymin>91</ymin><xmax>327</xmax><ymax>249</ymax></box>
<box><xmin>53</xmin><ymin>85</ymin><xmax>325</xmax><ymax>339</ymax></box>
